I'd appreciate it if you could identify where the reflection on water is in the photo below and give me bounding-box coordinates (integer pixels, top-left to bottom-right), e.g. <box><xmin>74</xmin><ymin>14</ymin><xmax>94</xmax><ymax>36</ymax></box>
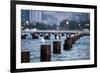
<box><xmin>21</xmin><ymin>33</ymin><xmax>90</xmax><ymax>63</ymax></box>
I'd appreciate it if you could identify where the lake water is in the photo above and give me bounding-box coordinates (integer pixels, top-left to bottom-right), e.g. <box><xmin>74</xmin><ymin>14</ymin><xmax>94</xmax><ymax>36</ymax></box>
<box><xmin>21</xmin><ymin>33</ymin><xmax>90</xmax><ymax>63</ymax></box>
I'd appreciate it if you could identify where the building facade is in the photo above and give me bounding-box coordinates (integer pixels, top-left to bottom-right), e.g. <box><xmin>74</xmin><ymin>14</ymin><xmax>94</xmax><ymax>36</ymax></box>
<box><xmin>30</xmin><ymin>10</ymin><xmax>43</xmax><ymax>23</ymax></box>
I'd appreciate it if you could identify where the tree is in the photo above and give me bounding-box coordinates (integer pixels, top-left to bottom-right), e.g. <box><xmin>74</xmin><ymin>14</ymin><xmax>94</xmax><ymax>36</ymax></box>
<box><xmin>69</xmin><ymin>20</ymin><xmax>79</xmax><ymax>30</ymax></box>
<box><xmin>59</xmin><ymin>19</ymin><xmax>69</xmax><ymax>30</ymax></box>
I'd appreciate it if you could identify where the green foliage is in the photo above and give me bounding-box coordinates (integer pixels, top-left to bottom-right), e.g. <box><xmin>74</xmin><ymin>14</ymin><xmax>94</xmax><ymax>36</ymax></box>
<box><xmin>21</xmin><ymin>19</ymin><xmax>90</xmax><ymax>30</ymax></box>
<box><xmin>21</xmin><ymin>22</ymin><xmax>53</xmax><ymax>30</ymax></box>
<box><xmin>59</xmin><ymin>19</ymin><xmax>79</xmax><ymax>30</ymax></box>
<box><xmin>59</xmin><ymin>19</ymin><xmax>90</xmax><ymax>30</ymax></box>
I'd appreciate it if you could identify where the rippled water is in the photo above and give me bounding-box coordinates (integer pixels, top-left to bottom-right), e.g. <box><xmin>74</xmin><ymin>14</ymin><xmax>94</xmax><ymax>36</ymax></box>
<box><xmin>21</xmin><ymin>33</ymin><xmax>90</xmax><ymax>63</ymax></box>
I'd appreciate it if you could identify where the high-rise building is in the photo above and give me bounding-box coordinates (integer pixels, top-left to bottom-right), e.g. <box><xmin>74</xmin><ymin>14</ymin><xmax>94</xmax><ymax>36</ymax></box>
<box><xmin>22</xmin><ymin>10</ymin><xmax>90</xmax><ymax>25</ymax></box>
<box><xmin>30</xmin><ymin>10</ymin><xmax>43</xmax><ymax>23</ymax></box>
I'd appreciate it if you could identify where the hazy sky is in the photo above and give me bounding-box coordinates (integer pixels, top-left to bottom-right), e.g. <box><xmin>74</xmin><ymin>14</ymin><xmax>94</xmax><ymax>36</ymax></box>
<box><xmin>21</xmin><ymin>10</ymin><xmax>90</xmax><ymax>25</ymax></box>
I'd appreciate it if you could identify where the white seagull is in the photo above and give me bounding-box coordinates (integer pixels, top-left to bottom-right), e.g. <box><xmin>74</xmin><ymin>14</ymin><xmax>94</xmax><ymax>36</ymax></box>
<box><xmin>40</xmin><ymin>37</ymin><xmax>45</xmax><ymax>43</ymax></box>
<box><xmin>56</xmin><ymin>35</ymin><xmax>60</xmax><ymax>40</ymax></box>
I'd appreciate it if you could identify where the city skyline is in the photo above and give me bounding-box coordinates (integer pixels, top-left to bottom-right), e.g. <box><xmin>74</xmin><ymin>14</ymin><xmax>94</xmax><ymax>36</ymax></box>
<box><xmin>21</xmin><ymin>10</ymin><xmax>90</xmax><ymax>25</ymax></box>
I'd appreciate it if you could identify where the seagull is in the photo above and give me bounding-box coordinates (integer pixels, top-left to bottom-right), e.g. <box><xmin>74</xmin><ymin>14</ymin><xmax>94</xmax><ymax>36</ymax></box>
<box><xmin>56</xmin><ymin>35</ymin><xmax>60</xmax><ymax>40</ymax></box>
<box><xmin>71</xmin><ymin>34</ymin><xmax>74</xmax><ymax>38</ymax></box>
<box><xmin>64</xmin><ymin>36</ymin><xmax>67</xmax><ymax>39</ymax></box>
<box><xmin>40</xmin><ymin>37</ymin><xmax>45</xmax><ymax>43</ymax></box>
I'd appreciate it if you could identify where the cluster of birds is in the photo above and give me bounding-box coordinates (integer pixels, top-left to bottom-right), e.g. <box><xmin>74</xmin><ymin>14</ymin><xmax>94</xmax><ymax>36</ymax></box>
<box><xmin>22</xmin><ymin>32</ymin><xmax>79</xmax><ymax>44</ymax></box>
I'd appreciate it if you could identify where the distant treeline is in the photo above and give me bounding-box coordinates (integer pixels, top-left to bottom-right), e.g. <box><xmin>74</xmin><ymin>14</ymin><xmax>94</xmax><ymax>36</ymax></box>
<box><xmin>21</xmin><ymin>19</ymin><xmax>90</xmax><ymax>30</ymax></box>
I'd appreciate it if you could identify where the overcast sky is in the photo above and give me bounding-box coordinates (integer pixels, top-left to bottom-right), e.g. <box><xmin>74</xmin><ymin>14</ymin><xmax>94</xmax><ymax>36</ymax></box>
<box><xmin>21</xmin><ymin>10</ymin><xmax>90</xmax><ymax>25</ymax></box>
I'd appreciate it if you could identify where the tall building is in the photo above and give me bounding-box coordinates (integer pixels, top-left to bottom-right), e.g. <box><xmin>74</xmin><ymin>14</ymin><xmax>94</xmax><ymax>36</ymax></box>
<box><xmin>30</xmin><ymin>10</ymin><xmax>43</xmax><ymax>23</ymax></box>
<box><xmin>21</xmin><ymin>10</ymin><xmax>90</xmax><ymax>25</ymax></box>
